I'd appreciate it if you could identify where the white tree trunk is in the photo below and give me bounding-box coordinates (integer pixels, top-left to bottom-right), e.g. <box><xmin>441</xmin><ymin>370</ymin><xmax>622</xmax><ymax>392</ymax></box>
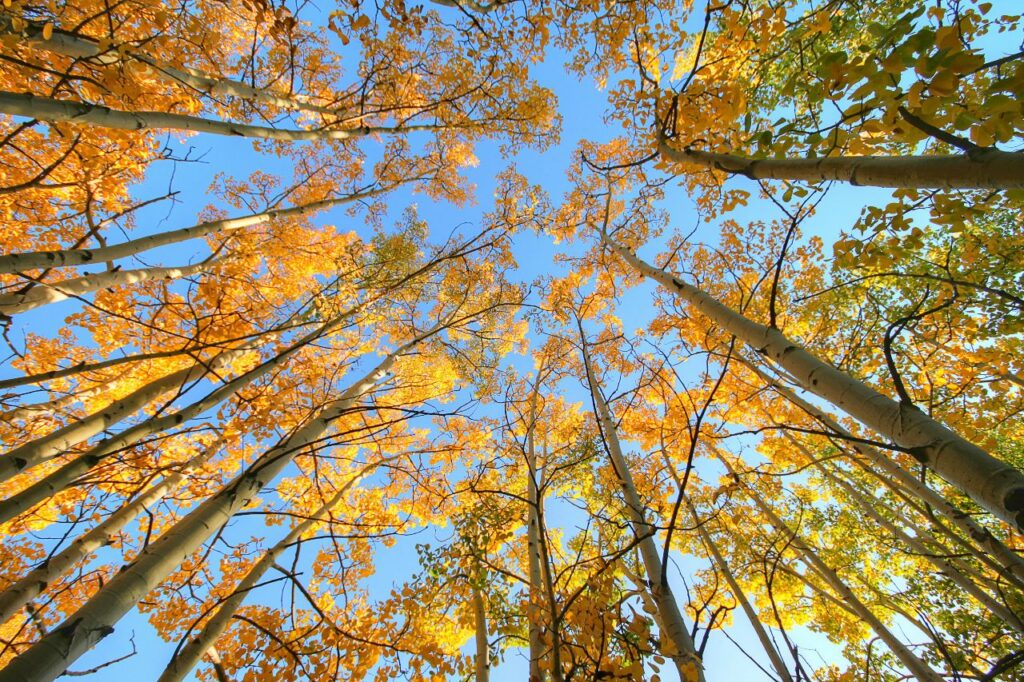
<box><xmin>688</xmin><ymin>499</ymin><xmax>794</xmax><ymax>682</ymax></box>
<box><xmin>0</xmin><ymin>343</ymin><xmax>253</xmax><ymax>483</ymax></box>
<box><xmin>0</xmin><ymin>91</ymin><xmax>442</xmax><ymax>143</ymax></box>
<box><xmin>716</xmin><ymin>453</ymin><xmax>945</xmax><ymax>682</ymax></box>
<box><xmin>579</xmin><ymin>334</ymin><xmax>705</xmax><ymax>682</ymax></box>
<box><xmin>0</xmin><ymin>443</ymin><xmax>219</xmax><ymax>624</ymax></box>
<box><xmin>0</xmin><ymin>336</ymin><xmax>423</xmax><ymax>682</ymax></box>
<box><xmin>0</xmin><ymin>261</ymin><xmax>214</xmax><ymax>316</ymax></box>
<box><xmin>156</xmin><ymin>459</ymin><xmax>386</xmax><ymax>682</ymax></box>
<box><xmin>0</xmin><ymin>185</ymin><xmax>392</xmax><ymax>275</ymax></box>
<box><xmin>604</xmin><ymin>234</ymin><xmax>1024</xmax><ymax>530</ymax></box>
<box><xmin>739</xmin><ymin>355</ymin><xmax>1024</xmax><ymax>590</ymax></box>
<box><xmin>659</xmin><ymin>139</ymin><xmax>1024</xmax><ymax>190</ymax></box>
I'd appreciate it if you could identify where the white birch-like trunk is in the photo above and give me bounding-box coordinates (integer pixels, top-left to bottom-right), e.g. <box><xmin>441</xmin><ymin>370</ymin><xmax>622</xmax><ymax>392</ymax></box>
<box><xmin>473</xmin><ymin>573</ymin><xmax>490</xmax><ymax>682</ymax></box>
<box><xmin>0</xmin><ymin>444</ymin><xmax>219</xmax><ymax>624</ymax></box>
<box><xmin>0</xmin><ymin>91</ymin><xmax>441</xmax><ymax>143</ymax></box>
<box><xmin>658</xmin><ymin>140</ymin><xmax>1024</xmax><ymax>190</ymax></box>
<box><xmin>783</xmin><ymin>433</ymin><xmax>1024</xmax><ymax>632</ymax></box>
<box><xmin>0</xmin><ymin>338</ymin><xmax>421</xmax><ymax>682</ymax></box>
<box><xmin>579</xmin><ymin>335</ymin><xmax>705</xmax><ymax>682</ymax></box>
<box><xmin>525</xmin><ymin>367</ymin><xmax>546</xmax><ymax>682</ymax></box>
<box><xmin>0</xmin><ymin>261</ymin><xmax>214</xmax><ymax>316</ymax></box>
<box><xmin>716</xmin><ymin>453</ymin><xmax>945</xmax><ymax>682</ymax></box>
<box><xmin>0</xmin><ymin>343</ymin><xmax>253</xmax><ymax>483</ymax></box>
<box><xmin>16</xmin><ymin>20</ymin><xmax>348</xmax><ymax>119</ymax></box>
<box><xmin>0</xmin><ymin>185</ymin><xmax>392</xmax><ymax>275</ymax></box>
<box><xmin>0</xmin><ymin>299</ymin><xmax>369</xmax><ymax>524</ymax></box>
<box><xmin>156</xmin><ymin>459</ymin><xmax>386</xmax><ymax>682</ymax></box>
<box><xmin>604</xmin><ymin>234</ymin><xmax>1024</xmax><ymax>530</ymax></box>
<box><xmin>687</xmin><ymin>499</ymin><xmax>794</xmax><ymax>682</ymax></box>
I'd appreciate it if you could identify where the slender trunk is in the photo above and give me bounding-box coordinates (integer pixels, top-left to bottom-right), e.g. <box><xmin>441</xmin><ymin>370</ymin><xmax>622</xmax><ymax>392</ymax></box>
<box><xmin>525</xmin><ymin>365</ymin><xmax>545</xmax><ymax>682</ymax></box>
<box><xmin>0</xmin><ymin>385</ymin><xmax>106</xmax><ymax>422</ymax></box>
<box><xmin>0</xmin><ymin>337</ymin><xmax>422</xmax><ymax>682</ymax></box>
<box><xmin>0</xmin><ymin>261</ymin><xmax>214</xmax><ymax>316</ymax></box>
<box><xmin>0</xmin><ymin>442</ymin><xmax>220</xmax><ymax>625</ymax></box>
<box><xmin>658</xmin><ymin>139</ymin><xmax>1024</xmax><ymax>190</ymax></box>
<box><xmin>687</xmin><ymin>498</ymin><xmax>794</xmax><ymax>682</ymax></box>
<box><xmin>0</xmin><ymin>300</ymin><xmax>365</xmax><ymax>524</ymax></box>
<box><xmin>716</xmin><ymin>453</ymin><xmax>944</xmax><ymax>682</ymax></box>
<box><xmin>738</xmin><ymin>354</ymin><xmax>1024</xmax><ymax>590</ymax></box>
<box><xmin>0</xmin><ymin>184</ymin><xmax>395</xmax><ymax>275</ymax></box>
<box><xmin>0</xmin><ymin>330</ymin><xmax>294</xmax><ymax>391</ymax></box>
<box><xmin>579</xmin><ymin>331</ymin><xmax>704</xmax><ymax>682</ymax></box>
<box><xmin>157</xmin><ymin>459</ymin><xmax>384</xmax><ymax>682</ymax></box>
<box><xmin>604</xmin><ymin>233</ymin><xmax>1024</xmax><ymax>529</ymax></box>
<box><xmin>0</xmin><ymin>91</ymin><xmax>444</xmax><ymax>143</ymax></box>
<box><xmin>472</xmin><ymin>569</ymin><xmax>490</xmax><ymax>682</ymax></box>
<box><xmin>781</xmin><ymin>430</ymin><xmax>999</xmax><ymax>591</ymax></box>
<box><xmin>0</xmin><ymin>343</ymin><xmax>251</xmax><ymax>483</ymax></box>
<box><xmin>783</xmin><ymin>433</ymin><xmax>1024</xmax><ymax>631</ymax></box>
<box><xmin>13</xmin><ymin>19</ymin><xmax>349</xmax><ymax>120</ymax></box>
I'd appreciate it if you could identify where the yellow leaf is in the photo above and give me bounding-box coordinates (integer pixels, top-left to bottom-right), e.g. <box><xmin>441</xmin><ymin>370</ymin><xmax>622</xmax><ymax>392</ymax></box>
<box><xmin>41</xmin><ymin>22</ymin><xmax>54</xmax><ymax>40</ymax></box>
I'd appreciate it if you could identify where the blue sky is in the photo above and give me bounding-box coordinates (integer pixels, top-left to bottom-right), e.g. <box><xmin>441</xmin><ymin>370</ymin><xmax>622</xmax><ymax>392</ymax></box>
<box><xmin>10</xmin><ymin>1</ymin><xmax>1016</xmax><ymax>679</ymax></box>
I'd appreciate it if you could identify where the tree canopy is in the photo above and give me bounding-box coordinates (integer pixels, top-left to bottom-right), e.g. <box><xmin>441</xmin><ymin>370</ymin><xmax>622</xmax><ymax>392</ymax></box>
<box><xmin>0</xmin><ymin>0</ymin><xmax>1022</xmax><ymax>680</ymax></box>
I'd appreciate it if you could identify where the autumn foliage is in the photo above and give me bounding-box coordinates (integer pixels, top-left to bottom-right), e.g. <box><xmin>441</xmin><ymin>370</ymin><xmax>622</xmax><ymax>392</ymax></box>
<box><xmin>0</xmin><ymin>0</ymin><xmax>1022</xmax><ymax>680</ymax></box>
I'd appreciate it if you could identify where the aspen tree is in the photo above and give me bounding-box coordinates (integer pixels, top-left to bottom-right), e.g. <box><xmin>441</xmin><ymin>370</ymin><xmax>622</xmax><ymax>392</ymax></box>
<box><xmin>738</xmin><ymin>354</ymin><xmax>1024</xmax><ymax>590</ymax></box>
<box><xmin>658</xmin><ymin>140</ymin><xmax>1024</xmax><ymax>190</ymax></box>
<box><xmin>578</xmin><ymin>322</ymin><xmax>705</xmax><ymax>682</ymax></box>
<box><xmin>712</xmin><ymin>451</ymin><xmax>945</xmax><ymax>682</ymax></box>
<box><xmin>602</xmin><ymin>230</ymin><xmax>1024</xmax><ymax>530</ymax></box>
<box><xmin>0</xmin><ymin>335</ymin><xmax>426</xmax><ymax>682</ymax></box>
<box><xmin>157</xmin><ymin>457</ymin><xmax>392</xmax><ymax>682</ymax></box>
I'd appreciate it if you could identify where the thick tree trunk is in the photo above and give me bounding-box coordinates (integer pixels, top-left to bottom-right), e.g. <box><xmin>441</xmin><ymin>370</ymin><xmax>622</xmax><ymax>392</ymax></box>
<box><xmin>658</xmin><ymin>139</ymin><xmax>1024</xmax><ymax>190</ymax></box>
<box><xmin>157</xmin><ymin>460</ymin><xmax>384</xmax><ymax>682</ymax></box>
<box><xmin>0</xmin><ymin>337</ymin><xmax>422</xmax><ymax>682</ymax></box>
<box><xmin>688</xmin><ymin>498</ymin><xmax>793</xmax><ymax>682</ymax></box>
<box><xmin>0</xmin><ymin>185</ymin><xmax>393</xmax><ymax>275</ymax></box>
<box><xmin>0</xmin><ymin>261</ymin><xmax>214</xmax><ymax>316</ymax></box>
<box><xmin>579</xmin><ymin>332</ymin><xmax>704</xmax><ymax>682</ymax></box>
<box><xmin>739</xmin><ymin>355</ymin><xmax>1024</xmax><ymax>590</ymax></box>
<box><xmin>604</xmin><ymin>233</ymin><xmax>1024</xmax><ymax>530</ymax></box>
<box><xmin>0</xmin><ymin>91</ymin><xmax>442</xmax><ymax>143</ymax></box>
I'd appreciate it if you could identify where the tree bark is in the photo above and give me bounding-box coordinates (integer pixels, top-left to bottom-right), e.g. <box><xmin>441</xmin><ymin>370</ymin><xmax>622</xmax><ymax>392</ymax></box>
<box><xmin>0</xmin><ymin>185</ymin><xmax>395</xmax><ymax>275</ymax></box>
<box><xmin>658</xmin><ymin>139</ymin><xmax>1024</xmax><ymax>190</ymax></box>
<box><xmin>687</xmin><ymin>498</ymin><xmax>794</xmax><ymax>682</ymax></box>
<box><xmin>783</xmin><ymin>433</ymin><xmax>1024</xmax><ymax>632</ymax></box>
<box><xmin>716</xmin><ymin>453</ymin><xmax>945</xmax><ymax>682</ymax></box>
<box><xmin>156</xmin><ymin>459</ymin><xmax>385</xmax><ymax>682</ymax></box>
<box><xmin>738</xmin><ymin>354</ymin><xmax>1024</xmax><ymax>590</ymax></box>
<box><xmin>524</xmin><ymin>364</ymin><xmax>546</xmax><ymax>682</ymax></box>
<box><xmin>0</xmin><ymin>299</ymin><xmax>369</xmax><ymax>524</ymax></box>
<box><xmin>0</xmin><ymin>91</ymin><xmax>448</xmax><ymax>143</ymax></box>
<box><xmin>0</xmin><ymin>336</ymin><xmax>423</xmax><ymax>682</ymax></box>
<box><xmin>0</xmin><ymin>261</ymin><xmax>214</xmax><ymax>316</ymax></box>
<box><xmin>12</xmin><ymin>19</ymin><xmax>351</xmax><ymax>120</ymax></box>
<box><xmin>0</xmin><ymin>442</ymin><xmax>219</xmax><ymax>625</ymax></box>
<box><xmin>604</xmin><ymin>233</ymin><xmax>1024</xmax><ymax>530</ymax></box>
<box><xmin>579</xmin><ymin>329</ymin><xmax>705</xmax><ymax>682</ymax></box>
<box><xmin>0</xmin><ymin>343</ymin><xmax>253</xmax><ymax>483</ymax></box>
